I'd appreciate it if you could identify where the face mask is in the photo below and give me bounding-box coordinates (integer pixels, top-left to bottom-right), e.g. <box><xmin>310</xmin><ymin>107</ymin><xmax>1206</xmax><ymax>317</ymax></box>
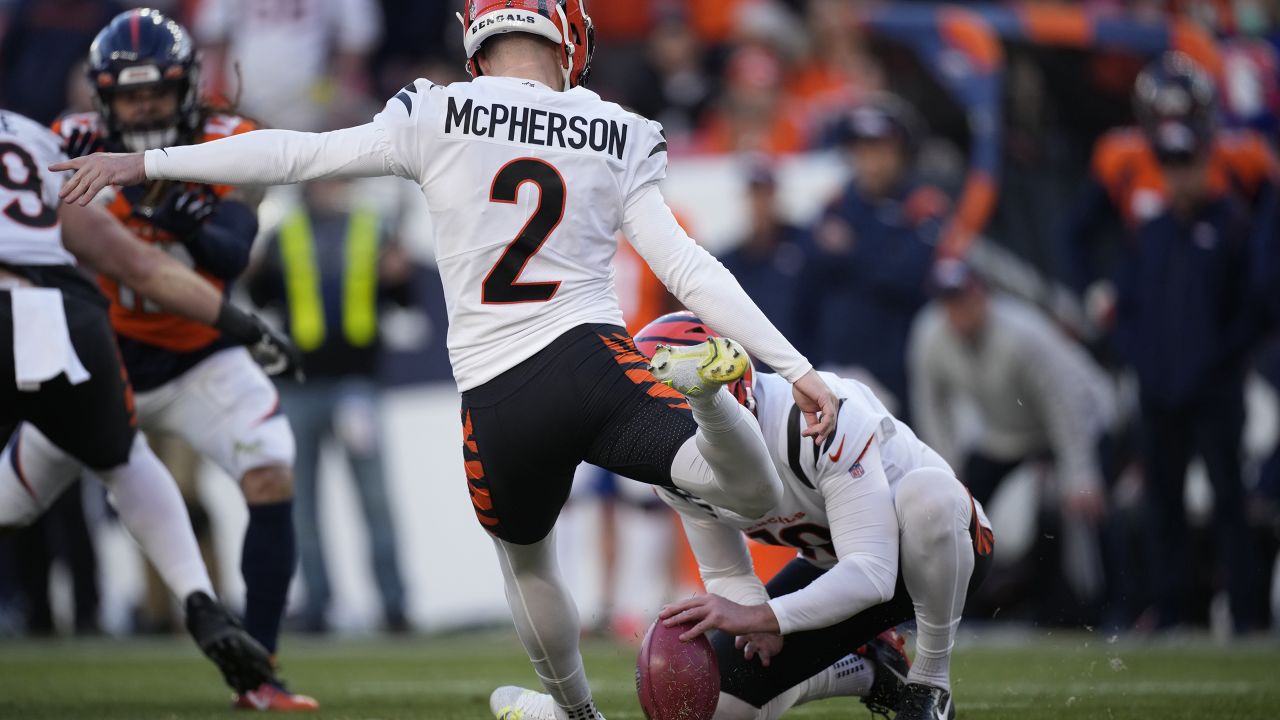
<box><xmin>120</xmin><ymin>126</ymin><xmax>178</xmax><ymax>152</ymax></box>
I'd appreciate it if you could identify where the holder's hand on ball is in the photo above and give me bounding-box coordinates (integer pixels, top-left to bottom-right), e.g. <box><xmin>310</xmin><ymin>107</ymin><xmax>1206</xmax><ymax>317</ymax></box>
<box><xmin>660</xmin><ymin>594</ymin><xmax>780</xmax><ymax>641</ymax></box>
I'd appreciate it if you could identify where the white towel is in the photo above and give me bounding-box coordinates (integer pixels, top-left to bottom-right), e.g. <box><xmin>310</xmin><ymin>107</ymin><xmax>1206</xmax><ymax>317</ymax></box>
<box><xmin>10</xmin><ymin>287</ymin><xmax>90</xmax><ymax>391</ymax></box>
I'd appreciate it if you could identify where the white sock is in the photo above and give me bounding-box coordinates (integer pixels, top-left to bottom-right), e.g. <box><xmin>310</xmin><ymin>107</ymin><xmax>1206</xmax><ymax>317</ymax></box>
<box><xmin>687</xmin><ymin>385</ymin><xmax>741</xmax><ymax>432</ymax></box>
<box><xmin>895</xmin><ymin>468</ymin><xmax>975</xmax><ymax>693</ymax></box>
<box><xmin>557</xmin><ymin>700</ymin><xmax>601</xmax><ymax>720</ymax></box>
<box><xmin>492</xmin><ymin>532</ymin><xmax>595</xmax><ymax>715</ymax></box>
<box><xmin>670</xmin><ymin>397</ymin><xmax>781</xmax><ymax>519</ymax></box>
<box><xmin>99</xmin><ymin>435</ymin><xmax>214</xmax><ymax>600</ymax></box>
<box><xmin>909</xmin><ymin>640</ymin><xmax>952</xmax><ymax>691</ymax></box>
<box><xmin>796</xmin><ymin>653</ymin><xmax>876</xmax><ymax>703</ymax></box>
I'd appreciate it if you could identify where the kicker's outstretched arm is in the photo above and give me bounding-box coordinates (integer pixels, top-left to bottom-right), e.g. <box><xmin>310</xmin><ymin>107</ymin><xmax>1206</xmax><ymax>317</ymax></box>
<box><xmin>51</xmin><ymin>124</ymin><xmax>394</xmax><ymax>205</ymax></box>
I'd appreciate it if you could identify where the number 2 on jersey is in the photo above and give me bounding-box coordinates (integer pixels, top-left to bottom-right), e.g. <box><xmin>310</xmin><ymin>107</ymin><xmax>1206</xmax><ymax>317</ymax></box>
<box><xmin>483</xmin><ymin>158</ymin><xmax>564</xmax><ymax>304</ymax></box>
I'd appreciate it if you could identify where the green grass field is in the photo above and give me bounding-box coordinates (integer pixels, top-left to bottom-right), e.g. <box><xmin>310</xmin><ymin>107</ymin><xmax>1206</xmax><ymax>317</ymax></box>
<box><xmin>0</xmin><ymin>632</ymin><xmax>1277</xmax><ymax>719</ymax></box>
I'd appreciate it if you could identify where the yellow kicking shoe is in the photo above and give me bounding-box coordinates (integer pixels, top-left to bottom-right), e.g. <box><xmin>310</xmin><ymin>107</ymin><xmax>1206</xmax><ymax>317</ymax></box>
<box><xmin>648</xmin><ymin>337</ymin><xmax>749</xmax><ymax>397</ymax></box>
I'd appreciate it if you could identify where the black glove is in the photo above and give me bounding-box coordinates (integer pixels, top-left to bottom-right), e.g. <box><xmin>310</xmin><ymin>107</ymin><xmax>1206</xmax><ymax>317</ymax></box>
<box><xmin>151</xmin><ymin>186</ymin><xmax>219</xmax><ymax>239</ymax></box>
<box><xmin>214</xmin><ymin>303</ymin><xmax>304</xmax><ymax>381</ymax></box>
<box><xmin>64</xmin><ymin>127</ymin><xmax>105</xmax><ymax>159</ymax></box>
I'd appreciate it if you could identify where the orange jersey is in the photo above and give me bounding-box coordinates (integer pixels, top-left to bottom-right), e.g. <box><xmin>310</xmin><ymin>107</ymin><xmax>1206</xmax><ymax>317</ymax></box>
<box><xmin>51</xmin><ymin>112</ymin><xmax>258</xmax><ymax>352</ymax></box>
<box><xmin>1091</xmin><ymin>127</ymin><xmax>1279</xmax><ymax>229</ymax></box>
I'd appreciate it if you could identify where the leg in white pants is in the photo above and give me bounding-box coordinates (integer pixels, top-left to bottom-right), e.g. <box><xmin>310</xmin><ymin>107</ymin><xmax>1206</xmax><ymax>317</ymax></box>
<box><xmin>0</xmin><ymin>424</ymin><xmax>213</xmax><ymax>601</ymax></box>
<box><xmin>491</xmin><ymin>530</ymin><xmax>600</xmax><ymax>720</ymax></box>
<box><xmin>669</xmin><ymin>388</ymin><xmax>781</xmax><ymax>520</ymax></box>
<box><xmin>0</xmin><ymin>424</ymin><xmax>81</xmax><ymax>528</ymax></box>
<box><xmin>895</xmin><ymin>467</ymin><xmax>975</xmax><ymax>692</ymax></box>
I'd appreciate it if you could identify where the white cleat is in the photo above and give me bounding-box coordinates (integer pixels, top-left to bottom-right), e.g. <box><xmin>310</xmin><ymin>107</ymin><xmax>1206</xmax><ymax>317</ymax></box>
<box><xmin>489</xmin><ymin>686</ymin><xmax>607</xmax><ymax>720</ymax></box>
<box><xmin>648</xmin><ymin>337</ymin><xmax>749</xmax><ymax>397</ymax></box>
<box><xmin>490</xmin><ymin>686</ymin><xmax>558</xmax><ymax>720</ymax></box>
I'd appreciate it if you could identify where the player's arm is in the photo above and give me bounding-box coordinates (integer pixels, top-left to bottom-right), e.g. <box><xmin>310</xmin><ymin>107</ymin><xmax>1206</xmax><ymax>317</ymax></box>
<box><xmin>622</xmin><ymin>186</ymin><xmax>839</xmax><ymax>442</ymax></box>
<box><xmin>675</xmin><ymin>510</ymin><xmax>787</xmax><ymax>664</ymax></box>
<box><xmin>52</xmin><ymin>123</ymin><xmax>393</xmax><ymax>204</ymax></box>
<box><xmin>54</xmin><ymin>80</ymin><xmax>434</xmax><ymax>203</ymax></box>
<box><xmin>60</xmin><ymin>202</ymin><xmax>301</xmax><ymax>377</ymax></box>
<box><xmin>763</xmin><ymin>437</ymin><xmax>898</xmax><ymax>635</ymax></box>
<box><xmin>657</xmin><ymin>491</ymin><xmax>778</xmax><ymax>653</ymax></box>
<box><xmin>62</xmin><ymin>202</ymin><xmax>220</xmax><ymax>323</ymax></box>
<box><xmin>661</xmin><ymin>436</ymin><xmax>898</xmax><ymax>639</ymax></box>
<box><xmin>676</xmin><ymin>508</ymin><xmax>769</xmax><ymax>607</ymax></box>
<box><xmin>151</xmin><ymin>185</ymin><xmax>260</xmax><ymax>280</ymax></box>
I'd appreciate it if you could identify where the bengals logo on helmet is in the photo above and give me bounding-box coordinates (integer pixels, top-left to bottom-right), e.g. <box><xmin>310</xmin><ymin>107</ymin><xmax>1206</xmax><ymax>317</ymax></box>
<box><xmin>457</xmin><ymin>0</ymin><xmax>594</xmax><ymax>90</ymax></box>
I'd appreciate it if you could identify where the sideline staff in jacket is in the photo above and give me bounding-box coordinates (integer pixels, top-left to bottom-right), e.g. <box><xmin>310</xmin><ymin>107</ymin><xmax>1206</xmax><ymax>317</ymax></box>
<box><xmin>248</xmin><ymin>179</ymin><xmax>414</xmax><ymax>633</ymax></box>
<box><xmin>1067</xmin><ymin>53</ymin><xmax>1274</xmax><ymax>632</ymax></box>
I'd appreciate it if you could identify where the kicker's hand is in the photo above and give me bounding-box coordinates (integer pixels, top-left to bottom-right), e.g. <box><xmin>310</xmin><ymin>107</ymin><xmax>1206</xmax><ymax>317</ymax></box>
<box><xmin>50</xmin><ymin>152</ymin><xmax>146</xmax><ymax>206</ymax></box>
<box><xmin>792</xmin><ymin>369</ymin><xmax>840</xmax><ymax>445</ymax></box>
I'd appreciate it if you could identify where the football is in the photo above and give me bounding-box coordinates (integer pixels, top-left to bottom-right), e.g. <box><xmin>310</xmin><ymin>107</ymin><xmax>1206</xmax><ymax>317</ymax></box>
<box><xmin>635</xmin><ymin>618</ymin><xmax>720</xmax><ymax>720</ymax></box>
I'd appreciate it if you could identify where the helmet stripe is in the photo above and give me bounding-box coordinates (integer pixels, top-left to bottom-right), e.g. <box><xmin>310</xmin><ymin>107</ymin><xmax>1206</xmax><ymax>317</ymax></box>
<box><xmin>130</xmin><ymin>11</ymin><xmax>140</xmax><ymax>50</ymax></box>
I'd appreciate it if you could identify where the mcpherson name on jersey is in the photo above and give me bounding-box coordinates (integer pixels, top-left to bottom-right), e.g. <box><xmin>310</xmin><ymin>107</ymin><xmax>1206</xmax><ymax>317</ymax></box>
<box><xmin>444</xmin><ymin>96</ymin><xmax>628</xmax><ymax>160</ymax></box>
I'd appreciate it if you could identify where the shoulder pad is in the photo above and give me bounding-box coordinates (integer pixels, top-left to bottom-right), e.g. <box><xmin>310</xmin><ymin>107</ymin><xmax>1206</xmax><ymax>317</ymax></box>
<box><xmin>1092</xmin><ymin>128</ymin><xmax>1150</xmax><ymax>183</ymax></box>
<box><xmin>51</xmin><ymin>113</ymin><xmax>102</xmax><ymax>137</ymax></box>
<box><xmin>201</xmin><ymin>113</ymin><xmax>257</xmax><ymax>141</ymax></box>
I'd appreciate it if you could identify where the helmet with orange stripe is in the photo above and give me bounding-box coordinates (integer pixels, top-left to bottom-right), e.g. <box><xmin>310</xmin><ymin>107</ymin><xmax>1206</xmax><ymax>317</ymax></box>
<box><xmin>635</xmin><ymin>311</ymin><xmax>756</xmax><ymax>413</ymax></box>
<box><xmin>87</xmin><ymin>8</ymin><xmax>200</xmax><ymax>152</ymax></box>
<box><xmin>1134</xmin><ymin>52</ymin><xmax>1216</xmax><ymax>164</ymax></box>
<box><xmin>457</xmin><ymin>0</ymin><xmax>595</xmax><ymax>92</ymax></box>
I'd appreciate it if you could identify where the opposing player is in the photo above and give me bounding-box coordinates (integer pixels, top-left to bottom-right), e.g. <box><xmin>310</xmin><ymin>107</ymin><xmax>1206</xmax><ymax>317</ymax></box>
<box><xmin>18</xmin><ymin>10</ymin><xmax>314</xmax><ymax>710</ymax></box>
<box><xmin>0</xmin><ymin>107</ymin><xmax>294</xmax><ymax>696</ymax></box>
<box><xmin>53</xmin><ymin>3</ymin><xmax>840</xmax><ymax>718</ymax></box>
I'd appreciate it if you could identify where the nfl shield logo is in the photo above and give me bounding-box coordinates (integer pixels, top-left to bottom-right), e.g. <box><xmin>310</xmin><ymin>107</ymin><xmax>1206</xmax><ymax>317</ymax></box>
<box><xmin>849</xmin><ymin>463</ymin><xmax>865</xmax><ymax>479</ymax></box>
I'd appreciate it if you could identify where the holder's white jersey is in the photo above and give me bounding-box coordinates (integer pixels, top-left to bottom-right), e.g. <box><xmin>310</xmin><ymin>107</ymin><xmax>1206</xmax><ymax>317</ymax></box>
<box><xmin>659</xmin><ymin>371</ymin><xmax>991</xmax><ymax>570</ymax></box>
<box><xmin>0</xmin><ymin>111</ymin><xmax>74</xmax><ymax>266</ymax></box>
<box><xmin>372</xmin><ymin>76</ymin><xmax>667</xmax><ymax>389</ymax></box>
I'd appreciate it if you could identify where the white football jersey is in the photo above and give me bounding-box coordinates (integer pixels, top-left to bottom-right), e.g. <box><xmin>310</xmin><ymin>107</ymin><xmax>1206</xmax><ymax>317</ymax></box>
<box><xmin>371</xmin><ymin>76</ymin><xmax>669</xmax><ymax>391</ymax></box>
<box><xmin>660</xmin><ymin>371</ymin><xmax>991</xmax><ymax>570</ymax></box>
<box><xmin>0</xmin><ymin>111</ymin><xmax>74</xmax><ymax>267</ymax></box>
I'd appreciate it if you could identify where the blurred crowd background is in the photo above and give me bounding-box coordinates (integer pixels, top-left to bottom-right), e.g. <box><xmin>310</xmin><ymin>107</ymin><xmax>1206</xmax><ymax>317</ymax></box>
<box><xmin>1</xmin><ymin>0</ymin><xmax>1278</xmax><ymax>643</ymax></box>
